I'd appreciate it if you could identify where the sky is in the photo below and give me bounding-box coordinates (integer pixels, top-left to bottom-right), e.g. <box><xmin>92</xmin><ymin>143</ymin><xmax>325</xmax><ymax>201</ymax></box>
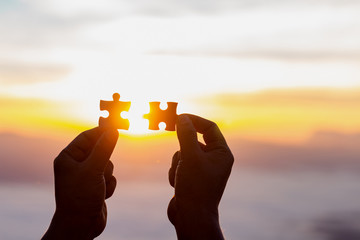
<box><xmin>1</xmin><ymin>1</ymin><xmax>360</xmax><ymax>239</ymax></box>
<box><xmin>1</xmin><ymin>0</ymin><xmax>360</xmax><ymax>141</ymax></box>
<box><xmin>0</xmin><ymin>0</ymin><xmax>359</xmax><ymax>171</ymax></box>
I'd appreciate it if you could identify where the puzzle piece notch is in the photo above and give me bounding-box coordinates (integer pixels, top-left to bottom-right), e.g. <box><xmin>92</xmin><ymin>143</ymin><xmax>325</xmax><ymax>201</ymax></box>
<box><xmin>99</xmin><ymin>93</ymin><xmax>131</xmax><ymax>130</ymax></box>
<box><xmin>143</xmin><ymin>102</ymin><xmax>178</xmax><ymax>131</ymax></box>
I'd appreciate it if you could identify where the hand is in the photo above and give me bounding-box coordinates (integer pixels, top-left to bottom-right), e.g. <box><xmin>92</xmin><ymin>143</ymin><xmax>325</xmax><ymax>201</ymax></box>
<box><xmin>42</xmin><ymin>127</ymin><xmax>119</xmax><ymax>240</ymax></box>
<box><xmin>168</xmin><ymin>114</ymin><xmax>234</xmax><ymax>240</ymax></box>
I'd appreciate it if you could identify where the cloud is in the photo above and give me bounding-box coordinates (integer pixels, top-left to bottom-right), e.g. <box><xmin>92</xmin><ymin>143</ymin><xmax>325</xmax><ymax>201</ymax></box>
<box><xmin>1</xmin><ymin>0</ymin><xmax>360</xmax><ymax>51</ymax></box>
<box><xmin>205</xmin><ymin>88</ymin><xmax>360</xmax><ymax>106</ymax></box>
<box><xmin>1</xmin><ymin>0</ymin><xmax>360</xmax><ymax>80</ymax></box>
<box><xmin>0</xmin><ymin>96</ymin><xmax>90</xmax><ymax>139</ymax></box>
<box><xmin>27</xmin><ymin>0</ymin><xmax>360</xmax><ymax>16</ymax></box>
<box><xmin>150</xmin><ymin>50</ymin><xmax>360</xmax><ymax>61</ymax></box>
<box><xmin>230</xmin><ymin>131</ymin><xmax>360</xmax><ymax>172</ymax></box>
<box><xmin>313</xmin><ymin>212</ymin><xmax>360</xmax><ymax>240</ymax></box>
<box><xmin>0</xmin><ymin>129</ymin><xmax>359</xmax><ymax>183</ymax></box>
<box><xmin>194</xmin><ymin>88</ymin><xmax>360</xmax><ymax>144</ymax></box>
<box><xmin>0</xmin><ymin>0</ymin><xmax>132</xmax><ymax>53</ymax></box>
<box><xmin>0</xmin><ymin>132</ymin><xmax>62</xmax><ymax>183</ymax></box>
<box><xmin>0</xmin><ymin>62</ymin><xmax>70</xmax><ymax>85</ymax></box>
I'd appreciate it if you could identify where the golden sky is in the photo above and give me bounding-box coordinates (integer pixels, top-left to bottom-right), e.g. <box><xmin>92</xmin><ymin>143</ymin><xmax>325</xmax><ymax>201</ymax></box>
<box><xmin>1</xmin><ymin>0</ymin><xmax>360</xmax><ymax>144</ymax></box>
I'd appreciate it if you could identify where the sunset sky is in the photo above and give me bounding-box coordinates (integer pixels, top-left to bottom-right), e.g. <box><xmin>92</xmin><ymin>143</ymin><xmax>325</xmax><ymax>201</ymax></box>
<box><xmin>1</xmin><ymin>1</ymin><xmax>360</xmax><ymax>239</ymax></box>
<box><xmin>1</xmin><ymin>0</ymin><xmax>360</xmax><ymax>141</ymax></box>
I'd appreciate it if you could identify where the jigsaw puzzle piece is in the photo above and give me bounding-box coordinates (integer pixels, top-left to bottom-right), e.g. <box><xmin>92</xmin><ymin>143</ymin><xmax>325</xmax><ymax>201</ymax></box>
<box><xmin>143</xmin><ymin>102</ymin><xmax>178</xmax><ymax>131</ymax></box>
<box><xmin>99</xmin><ymin>93</ymin><xmax>131</xmax><ymax>130</ymax></box>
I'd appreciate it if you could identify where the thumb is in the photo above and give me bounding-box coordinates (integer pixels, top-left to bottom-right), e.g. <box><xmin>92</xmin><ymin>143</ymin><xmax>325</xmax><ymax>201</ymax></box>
<box><xmin>176</xmin><ymin>114</ymin><xmax>201</xmax><ymax>158</ymax></box>
<box><xmin>86</xmin><ymin>129</ymin><xmax>119</xmax><ymax>173</ymax></box>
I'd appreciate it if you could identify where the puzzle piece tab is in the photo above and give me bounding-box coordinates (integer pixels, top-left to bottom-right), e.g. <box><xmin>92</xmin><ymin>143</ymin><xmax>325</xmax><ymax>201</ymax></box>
<box><xmin>99</xmin><ymin>93</ymin><xmax>131</xmax><ymax>130</ymax></box>
<box><xmin>143</xmin><ymin>102</ymin><xmax>178</xmax><ymax>131</ymax></box>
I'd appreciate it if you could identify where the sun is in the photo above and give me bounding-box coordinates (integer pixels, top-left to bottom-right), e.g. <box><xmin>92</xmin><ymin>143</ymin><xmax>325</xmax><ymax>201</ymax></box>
<box><xmin>120</xmin><ymin>101</ymin><xmax>148</xmax><ymax>135</ymax></box>
<box><xmin>121</xmin><ymin>99</ymin><xmax>179</xmax><ymax>136</ymax></box>
<box><xmin>121</xmin><ymin>99</ymin><xmax>169</xmax><ymax>136</ymax></box>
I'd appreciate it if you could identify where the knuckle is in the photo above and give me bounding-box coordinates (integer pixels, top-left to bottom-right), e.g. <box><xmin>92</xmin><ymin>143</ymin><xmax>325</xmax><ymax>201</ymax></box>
<box><xmin>53</xmin><ymin>157</ymin><xmax>59</xmax><ymax>170</ymax></box>
<box><xmin>53</xmin><ymin>150</ymin><xmax>71</xmax><ymax>173</ymax></box>
<box><xmin>209</xmin><ymin>120</ymin><xmax>217</xmax><ymax>127</ymax></box>
<box><xmin>208</xmin><ymin>120</ymin><xmax>218</xmax><ymax>130</ymax></box>
<box><xmin>228</xmin><ymin>151</ymin><xmax>235</xmax><ymax>166</ymax></box>
<box><xmin>109</xmin><ymin>175</ymin><xmax>117</xmax><ymax>185</ymax></box>
<box><xmin>53</xmin><ymin>155</ymin><xmax>64</xmax><ymax>173</ymax></box>
<box><xmin>53</xmin><ymin>151</ymin><xmax>65</xmax><ymax>168</ymax></box>
<box><xmin>168</xmin><ymin>169</ymin><xmax>175</xmax><ymax>187</ymax></box>
<box><xmin>172</xmin><ymin>151</ymin><xmax>180</xmax><ymax>161</ymax></box>
<box><xmin>168</xmin><ymin>168</ymin><xmax>172</xmax><ymax>178</ymax></box>
<box><xmin>107</xmin><ymin>160</ymin><xmax>114</xmax><ymax>172</ymax></box>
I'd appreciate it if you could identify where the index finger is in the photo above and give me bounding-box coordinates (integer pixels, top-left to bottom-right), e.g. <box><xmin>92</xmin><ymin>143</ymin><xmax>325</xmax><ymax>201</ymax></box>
<box><xmin>184</xmin><ymin>114</ymin><xmax>228</xmax><ymax>147</ymax></box>
<box><xmin>62</xmin><ymin>127</ymin><xmax>104</xmax><ymax>162</ymax></box>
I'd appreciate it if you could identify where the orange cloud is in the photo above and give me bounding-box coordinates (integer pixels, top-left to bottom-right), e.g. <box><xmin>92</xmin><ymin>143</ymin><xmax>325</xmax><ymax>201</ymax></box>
<box><xmin>194</xmin><ymin>88</ymin><xmax>360</xmax><ymax>143</ymax></box>
<box><xmin>0</xmin><ymin>96</ymin><xmax>90</xmax><ymax>139</ymax></box>
<box><xmin>2</xmin><ymin>87</ymin><xmax>360</xmax><ymax>144</ymax></box>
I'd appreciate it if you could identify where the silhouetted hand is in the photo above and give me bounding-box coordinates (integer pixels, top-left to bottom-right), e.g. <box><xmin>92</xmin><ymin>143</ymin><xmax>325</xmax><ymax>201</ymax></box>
<box><xmin>168</xmin><ymin>114</ymin><xmax>234</xmax><ymax>240</ymax></box>
<box><xmin>42</xmin><ymin>127</ymin><xmax>119</xmax><ymax>240</ymax></box>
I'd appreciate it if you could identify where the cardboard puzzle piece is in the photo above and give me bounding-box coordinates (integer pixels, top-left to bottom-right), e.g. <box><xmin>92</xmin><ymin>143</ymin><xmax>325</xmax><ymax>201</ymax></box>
<box><xmin>99</xmin><ymin>93</ymin><xmax>131</xmax><ymax>130</ymax></box>
<box><xmin>143</xmin><ymin>102</ymin><xmax>178</xmax><ymax>131</ymax></box>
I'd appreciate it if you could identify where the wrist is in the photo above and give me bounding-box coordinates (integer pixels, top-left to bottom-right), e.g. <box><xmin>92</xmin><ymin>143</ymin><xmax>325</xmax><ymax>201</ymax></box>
<box><xmin>42</xmin><ymin>210</ymin><xmax>103</xmax><ymax>240</ymax></box>
<box><xmin>171</xmin><ymin>200</ymin><xmax>224</xmax><ymax>240</ymax></box>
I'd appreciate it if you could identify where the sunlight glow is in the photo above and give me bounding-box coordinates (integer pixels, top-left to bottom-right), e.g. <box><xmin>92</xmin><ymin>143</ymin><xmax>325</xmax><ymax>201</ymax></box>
<box><xmin>1</xmin><ymin>1</ymin><xmax>360</xmax><ymax>143</ymax></box>
<box><xmin>121</xmin><ymin>100</ymin><xmax>151</xmax><ymax>135</ymax></box>
<box><xmin>122</xmin><ymin>100</ymin><xmax>177</xmax><ymax>135</ymax></box>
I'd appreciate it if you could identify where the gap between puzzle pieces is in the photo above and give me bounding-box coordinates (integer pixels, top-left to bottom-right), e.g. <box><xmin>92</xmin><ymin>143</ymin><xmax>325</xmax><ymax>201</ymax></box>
<box><xmin>99</xmin><ymin>93</ymin><xmax>178</xmax><ymax>131</ymax></box>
